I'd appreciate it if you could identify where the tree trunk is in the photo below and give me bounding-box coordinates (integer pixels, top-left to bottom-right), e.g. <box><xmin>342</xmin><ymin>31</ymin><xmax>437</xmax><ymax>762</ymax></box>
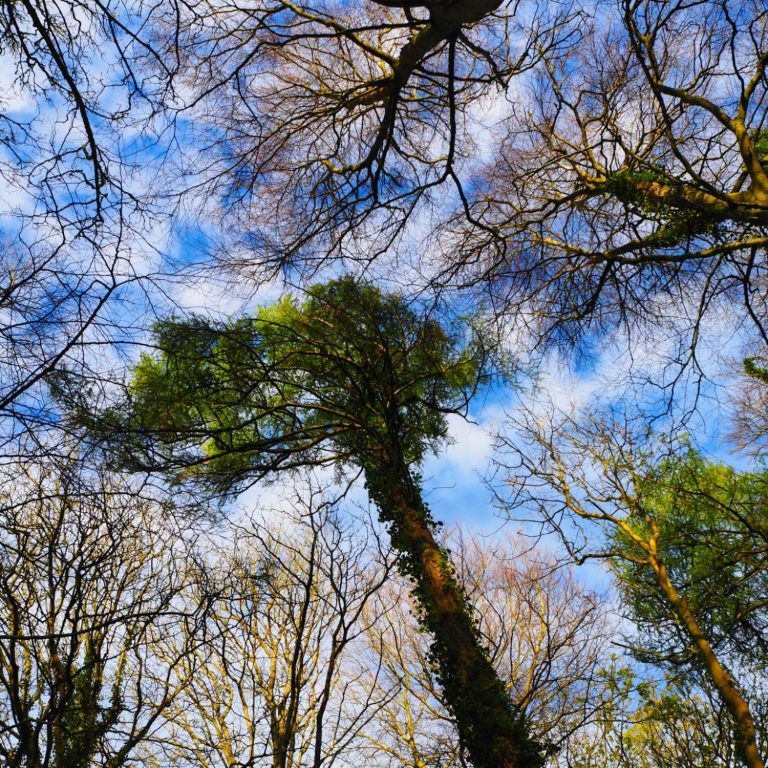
<box><xmin>652</xmin><ymin>555</ymin><xmax>765</xmax><ymax>768</ymax></box>
<box><xmin>365</xmin><ymin>461</ymin><xmax>543</xmax><ymax>768</ymax></box>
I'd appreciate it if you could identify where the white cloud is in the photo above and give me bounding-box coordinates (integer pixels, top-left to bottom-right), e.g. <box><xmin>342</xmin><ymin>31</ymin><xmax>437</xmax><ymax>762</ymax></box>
<box><xmin>171</xmin><ymin>271</ymin><xmax>284</xmax><ymax>317</ymax></box>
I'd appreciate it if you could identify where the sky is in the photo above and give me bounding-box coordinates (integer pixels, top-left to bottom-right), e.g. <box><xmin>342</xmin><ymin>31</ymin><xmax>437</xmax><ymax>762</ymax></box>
<box><xmin>3</xmin><ymin>10</ymin><xmax>767</xmax><ymax>734</ymax></box>
<box><xmin>0</xmin><ymin>0</ymin><xmax>762</xmax><ymax>587</ymax></box>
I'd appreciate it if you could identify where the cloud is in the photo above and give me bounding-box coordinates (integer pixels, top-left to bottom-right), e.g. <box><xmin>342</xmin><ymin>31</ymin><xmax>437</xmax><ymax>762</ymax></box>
<box><xmin>422</xmin><ymin>408</ymin><xmax>506</xmax><ymax>530</ymax></box>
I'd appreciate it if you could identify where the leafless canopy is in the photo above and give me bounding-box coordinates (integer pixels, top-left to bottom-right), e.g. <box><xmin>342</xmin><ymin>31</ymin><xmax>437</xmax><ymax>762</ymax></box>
<box><xmin>158</xmin><ymin>0</ymin><xmax>768</xmax><ymax>353</ymax></box>
<box><xmin>0</xmin><ymin>0</ymin><xmax>173</xmax><ymax>428</ymax></box>
<box><xmin>161</xmin><ymin>0</ymin><xmax>580</xmax><ymax>270</ymax></box>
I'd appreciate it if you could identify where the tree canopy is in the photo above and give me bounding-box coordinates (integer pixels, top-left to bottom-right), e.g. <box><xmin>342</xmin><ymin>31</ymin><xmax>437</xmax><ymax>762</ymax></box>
<box><xmin>3</xmin><ymin>2</ymin><xmax>768</xmax><ymax>767</ymax></box>
<box><xmin>77</xmin><ymin>276</ymin><xmax>479</xmax><ymax>492</ymax></box>
<box><xmin>613</xmin><ymin>451</ymin><xmax>768</xmax><ymax>670</ymax></box>
<box><xmin>155</xmin><ymin>0</ymin><xmax>768</xmax><ymax>350</ymax></box>
<box><xmin>505</xmin><ymin>408</ymin><xmax>768</xmax><ymax>768</ymax></box>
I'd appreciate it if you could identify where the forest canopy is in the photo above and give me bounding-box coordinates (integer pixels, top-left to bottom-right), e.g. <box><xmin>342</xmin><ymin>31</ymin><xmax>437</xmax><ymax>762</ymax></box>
<box><xmin>0</xmin><ymin>1</ymin><xmax>767</xmax><ymax>767</ymax></box>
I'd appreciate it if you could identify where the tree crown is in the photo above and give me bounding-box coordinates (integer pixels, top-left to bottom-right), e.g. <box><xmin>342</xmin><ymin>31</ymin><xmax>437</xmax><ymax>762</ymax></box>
<box><xmin>86</xmin><ymin>277</ymin><xmax>482</xmax><ymax>494</ymax></box>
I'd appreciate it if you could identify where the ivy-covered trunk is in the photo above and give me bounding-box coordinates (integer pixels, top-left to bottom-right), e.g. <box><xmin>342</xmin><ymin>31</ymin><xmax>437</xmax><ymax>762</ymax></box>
<box><xmin>365</xmin><ymin>458</ymin><xmax>543</xmax><ymax>768</ymax></box>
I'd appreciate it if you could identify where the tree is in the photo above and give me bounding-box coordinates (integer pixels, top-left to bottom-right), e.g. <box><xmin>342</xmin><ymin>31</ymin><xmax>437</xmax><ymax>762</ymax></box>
<box><xmin>501</xmin><ymin>407</ymin><xmax>768</xmax><ymax>768</ymax></box>
<box><xmin>0</xmin><ymin>454</ymin><xmax>200</xmax><ymax>768</ymax></box>
<box><xmin>0</xmin><ymin>239</ymin><xmax>120</xmax><ymax>429</ymax></box>
<box><xmin>615</xmin><ymin>685</ymin><xmax>759</xmax><ymax>768</ymax></box>
<box><xmin>156</xmin><ymin>0</ymin><xmax>579</xmax><ymax>272</ymax></box>
<box><xmin>564</xmin><ymin>674</ymin><xmax>762</xmax><ymax>768</ymax></box>
<box><xmin>152</xmin><ymin>0</ymin><xmax>767</xmax><ymax>357</ymax></box>
<box><xmin>0</xmin><ymin>0</ymin><xmax>172</xmax><ymax>227</ymax></box>
<box><xmin>359</xmin><ymin>533</ymin><xmax>617</xmax><ymax>767</ymax></box>
<box><xmin>453</xmin><ymin>534</ymin><xmax>615</xmax><ymax>758</ymax></box>
<box><xmin>0</xmin><ymin>0</ymin><xmax>178</xmax><ymax>432</ymax></box>
<box><xmin>451</xmin><ymin>0</ymin><xmax>768</xmax><ymax>347</ymax></box>
<box><xmin>64</xmin><ymin>276</ymin><xmax>544</xmax><ymax>768</ymax></box>
<box><xmin>157</xmin><ymin>483</ymin><xmax>394</xmax><ymax>768</ymax></box>
<box><xmin>729</xmin><ymin>355</ymin><xmax>768</xmax><ymax>454</ymax></box>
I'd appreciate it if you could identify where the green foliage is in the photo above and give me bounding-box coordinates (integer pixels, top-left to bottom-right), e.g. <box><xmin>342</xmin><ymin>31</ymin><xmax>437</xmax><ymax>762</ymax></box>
<box><xmin>619</xmin><ymin>684</ymin><xmax>738</xmax><ymax>768</ymax></box>
<box><xmin>94</xmin><ymin>277</ymin><xmax>481</xmax><ymax>493</ymax></box>
<box><xmin>603</xmin><ymin>168</ymin><xmax>670</xmax><ymax>201</ymax></box>
<box><xmin>744</xmin><ymin>356</ymin><xmax>768</xmax><ymax>383</ymax></box>
<box><xmin>752</xmin><ymin>130</ymin><xmax>768</xmax><ymax>160</ymax></box>
<box><xmin>612</xmin><ymin>450</ymin><xmax>768</xmax><ymax>669</ymax></box>
<box><xmin>601</xmin><ymin>168</ymin><xmax>720</xmax><ymax>246</ymax></box>
<box><xmin>602</xmin><ymin>168</ymin><xmax>676</xmax><ymax>218</ymax></box>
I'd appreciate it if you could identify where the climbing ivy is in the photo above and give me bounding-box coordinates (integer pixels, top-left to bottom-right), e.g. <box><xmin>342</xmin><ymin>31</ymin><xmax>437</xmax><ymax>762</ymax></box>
<box><xmin>601</xmin><ymin>167</ymin><xmax>722</xmax><ymax>246</ymax></box>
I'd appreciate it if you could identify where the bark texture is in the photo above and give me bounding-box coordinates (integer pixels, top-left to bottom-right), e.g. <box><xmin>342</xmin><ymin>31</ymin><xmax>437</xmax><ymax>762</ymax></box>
<box><xmin>365</xmin><ymin>458</ymin><xmax>543</xmax><ymax>768</ymax></box>
<box><xmin>650</xmin><ymin>548</ymin><xmax>765</xmax><ymax>768</ymax></box>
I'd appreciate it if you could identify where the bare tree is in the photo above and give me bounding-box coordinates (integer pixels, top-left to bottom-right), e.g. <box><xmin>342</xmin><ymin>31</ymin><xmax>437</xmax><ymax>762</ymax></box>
<box><xmin>155</xmin><ymin>0</ymin><xmax>579</xmax><ymax>273</ymax></box>
<box><xmin>359</xmin><ymin>532</ymin><xmax>616</xmax><ymax>767</ymax></box>
<box><xmin>0</xmin><ymin>0</ymin><xmax>174</xmax><ymax>227</ymax></box>
<box><xmin>148</xmin><ymin>0</ymin><xmax>767</xmax><ymax>361</ymax></box>
<box><xmin>157</xmin><ymin>482</ymin><xmax>393</xmax><ymax>768</ymax></box>
<box><xmin>448</xmin><ymin>0</ymin><xmax>768</xmax><ymax>348</ymax></box>
<box><xmin>728</xmin><ymin>354</ymin><xmax>768</xmax><ymax>455</ymax></box>
<box><xmin>0</xmin><ymin>0</ymin><xmax>181</xmax><ymax>432</ymax></box>
<box><xmin>0</xmin><ymin>454</ymin><xmax>200</xmax><ymax>768</ymax></box>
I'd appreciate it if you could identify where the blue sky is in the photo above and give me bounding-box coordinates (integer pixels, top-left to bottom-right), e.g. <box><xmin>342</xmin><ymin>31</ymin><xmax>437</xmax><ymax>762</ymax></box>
<box><xmin>1</xmin><ymin>0</ymin><xmax>761</xmax><ymax>575</ymax></box>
